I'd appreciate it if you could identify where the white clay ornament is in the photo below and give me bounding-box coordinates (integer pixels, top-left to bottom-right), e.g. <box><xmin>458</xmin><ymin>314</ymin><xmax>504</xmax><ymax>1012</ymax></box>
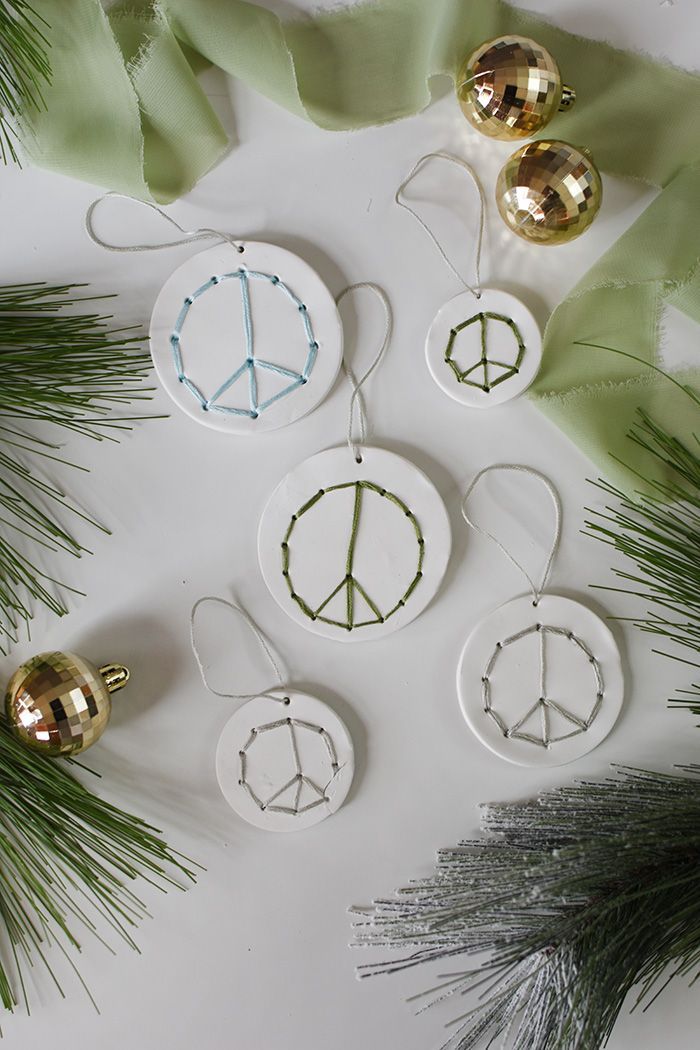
<box><xmin>191</xmin><ymin>597</ymin><xmax>354</xmax><ymax>832</ymax></box>
<box><xmin>150</xmin><ymin>242</ymin><xmax>343</xmax><ymax>433</ymax></box>
<box><xmin>86</xmin><ymin>195</ymin><xmax>342</xmax><ymax>435</ymax></box>
<box><xmin>457</xmin><ymin>466</ymin><xmax>624</xmax><ymax>767</ymax></box>
<box><xmin>259</xmin><ymin>445</ymin><xmax>451</xmax><ymax>642</ymax></box>
<box><xmin>216</xmin><ymin>689</ymin><xmax>354</xmax><ymax>832</ymax></box>
<box><xmin>396</xmin><ymin>153</ymin><xmax>543</xmax><ymax>408</ymax></box>
<box><xmin>425</xmin><ymin>288</ymin><xmax>542</xmax><ymax>408</ymax></box>
<box><xmin>258</xmin><ymin>285</ymin><xmax>451</xmax><ymax>642</ymax></box>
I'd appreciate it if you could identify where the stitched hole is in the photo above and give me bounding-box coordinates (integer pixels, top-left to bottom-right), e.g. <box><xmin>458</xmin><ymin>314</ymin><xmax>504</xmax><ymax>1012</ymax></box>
<box><xmin>355</xmin><ymin>455</ymin><xmax>363</xmax><ymax>464</ymax></box>
<box><xmin>237</xmin><ymin>245</ymin><xmax>245</xmax><ymax>254</ymax></box>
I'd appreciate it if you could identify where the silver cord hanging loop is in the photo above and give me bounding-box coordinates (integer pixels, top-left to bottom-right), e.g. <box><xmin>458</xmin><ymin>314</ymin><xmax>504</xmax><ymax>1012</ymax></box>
<box><xmin>190</xmin><ymin>596</ymin><xmax>287</xmax><ymax>702</ymax></box>
<box><xmin>336</xmin><ymin>283</ymin><xmax>392</xmax><ymax>464</ymax></box>
<box><xmin>461</xmin><ymin>465</ymin><xmax>562</xmax><ymax>605</ymax></box>
<box><xmin>86</xmin><ymin>191</ymin><xmax>245</xmax><ymax>254</ymax></box>
<box><xmin>395</xmin><ymin>152</ymin><xmax>486</xmax><ymax>299</ymax></box>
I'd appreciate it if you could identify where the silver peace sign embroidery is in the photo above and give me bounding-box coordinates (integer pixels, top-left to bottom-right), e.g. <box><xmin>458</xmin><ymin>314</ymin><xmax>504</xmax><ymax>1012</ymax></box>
<box><xmin>170</xmin><ymin>268</ymin><xmax>319</xmax><ymax>418</ymax></box>
<box><xmin>238</xmin><ymin>715</ymin><xmax>339</xmax><ymax>816</ymax></box>
<box><xmin>482</xmin><ymin>621</ymin><xmax>604</xmax><ymax>748</ymax></box>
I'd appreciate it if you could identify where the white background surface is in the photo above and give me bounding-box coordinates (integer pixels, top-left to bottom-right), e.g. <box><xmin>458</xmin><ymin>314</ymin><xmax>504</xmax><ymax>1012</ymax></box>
<box><xmin>1</xmin><ymin>1</ymin><xmax>698</xmax><ymax>1047</ymax></box>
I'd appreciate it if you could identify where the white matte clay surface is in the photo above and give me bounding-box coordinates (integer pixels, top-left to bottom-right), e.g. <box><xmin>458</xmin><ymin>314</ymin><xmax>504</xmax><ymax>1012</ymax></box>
<box><xmin>3</xmin><ymin>2</ymin><xmax>698</xmax><ymax>1047</ymax></box>
<box><xmin>150</xmin><ymin>241</ymin><xmax>343</xmax><ymax>433</ymax></box>
<box><xmin>258</xmin><ymin>445</ymin><xmax>451</xmax><ymax>640</ymax></box>
<box><xmin>216</xmin><ymin>690</ymin><xmax>354</xmax><ymax>831</ymax></box>
<box><xmin>458</xmin><ymin>594</ymin><xmax>624</xmax><ymax>767</ymax></box>
<box><xmin>426</xmin><ymin>288</ymin><xmax>542</xmax><ymax>407</ymax></box>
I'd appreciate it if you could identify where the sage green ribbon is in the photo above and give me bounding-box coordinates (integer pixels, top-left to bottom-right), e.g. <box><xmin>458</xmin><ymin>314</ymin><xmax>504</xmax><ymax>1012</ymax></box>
<box><xmin>23</xmin><ymin>0</ymin><xmax>700</xmax><ymax>487</ymax></box>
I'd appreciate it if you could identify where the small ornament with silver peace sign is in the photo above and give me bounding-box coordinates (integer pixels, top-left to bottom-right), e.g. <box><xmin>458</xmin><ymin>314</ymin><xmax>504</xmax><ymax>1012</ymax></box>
<box><xmin>396</xmin><ymin>153</ymin><xmax>543</xmax><ymax>408</ymax></box>
<box><xmin>457</xmin><ymin>466</ymin><xmax>624</xmax><ymax>767</ymax></box>
<box><xmin>190</xmin><ymin>597</ymin><xmax>354</xmax><ymax>831</ymax></box>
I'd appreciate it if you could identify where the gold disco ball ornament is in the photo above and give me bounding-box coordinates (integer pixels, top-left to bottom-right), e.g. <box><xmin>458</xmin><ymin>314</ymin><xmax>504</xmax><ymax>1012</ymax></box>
<box><xmin>5</xmin><ymin>651</ymin><xmax>130</xmax><ymax>757</ymax></box>
<box><xmin>495</xmin><ymin>140</ymin><xmax>603</xmax><ymax>245</ymax></box>
<box><xmin>457</xmin><ymin>34</ymin><xmax>576</xmax><ymax>140</ymax></box>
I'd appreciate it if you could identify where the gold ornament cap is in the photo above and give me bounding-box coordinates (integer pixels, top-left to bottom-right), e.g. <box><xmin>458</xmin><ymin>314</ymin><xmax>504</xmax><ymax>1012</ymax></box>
<box><xmin>495</xmin><ymin>139</ymin><xmax>603</xmax><ymax>245</ymax></box>
<box><xmin>457</xmin><ymin>34</ymin><xmax>575</xmax><ymax>141</ymax></box>
<box><xmin>5</xmin><ymin>651</ymin><xmax>129</xmax><ymax>757</ymax></box>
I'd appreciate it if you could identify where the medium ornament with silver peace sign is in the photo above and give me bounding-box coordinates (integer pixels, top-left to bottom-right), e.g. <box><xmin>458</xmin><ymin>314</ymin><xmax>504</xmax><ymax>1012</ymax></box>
<box><xmin>258</xmin><ymin>285</ymin><xmax>451</xmax><ymax>641</ymax></box>
<box><xmin>396</xmin><ymin>153</ymin><xmax>543</xmax><ymax>408</ymax></box>
<box><xmin>456</xmin><ymin>466</ymin><xmax>624</xmax><ymax>767</ymax></box>
<box><xmin>86</xmin><ymin>195</ymin><xmax>343</xmax><ymax>435</ymax></box>
<box><xmin>191</xmin><ymin>597</ymin><xmax>354</xmax><ymax>831</ymax></box>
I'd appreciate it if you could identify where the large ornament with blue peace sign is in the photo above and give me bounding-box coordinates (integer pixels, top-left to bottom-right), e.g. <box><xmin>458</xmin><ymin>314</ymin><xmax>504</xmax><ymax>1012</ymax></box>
<box><xmin>150</xmin><ymin>242</ymin><xmax>343</xmax><ymax>433</ymax></box>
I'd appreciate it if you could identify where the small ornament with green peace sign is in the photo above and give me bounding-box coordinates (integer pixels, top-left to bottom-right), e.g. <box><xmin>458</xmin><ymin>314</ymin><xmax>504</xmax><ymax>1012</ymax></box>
<box><xmin>396</xmin><ymin>154</ymin><xmax>543</xmax><ymax>408</ymax></box>
<box><xmin>258</xmin><ymin>286</ymin><xmax>451</xmax><ymax>641</ymax></box>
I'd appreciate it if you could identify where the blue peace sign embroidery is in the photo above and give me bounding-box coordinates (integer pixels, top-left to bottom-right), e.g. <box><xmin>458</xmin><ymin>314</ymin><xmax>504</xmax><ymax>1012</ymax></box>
<box><xmin>170</xmin><ymin>268</ymin><xmax>319</xmax><ymax>419</ymax></box>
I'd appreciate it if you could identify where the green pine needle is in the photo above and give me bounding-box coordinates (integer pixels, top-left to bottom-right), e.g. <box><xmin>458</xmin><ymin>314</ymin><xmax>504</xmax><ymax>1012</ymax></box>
<box><xmin>584</xmin><ymin>410</ymin><xmax>700</xmax><ymax>716</ymax></box>
<box><xmin>0</xmin><ymin>282</ymin><xmax>156</xmax><ymax>649</ymax></box>
<box><xmin>0</xmin><ymin>716</ymin><xmax>198</xmax><ymax>1014</ymax></box>
<box><xmin>0</xmin><ymin>2</ymin><xmax>51</xmax><ymax>164</ymax></box>
<box><xmin>353</xmin><ymin>765</ymin><xmax>700</xmax><ymax>1050</ymax></box>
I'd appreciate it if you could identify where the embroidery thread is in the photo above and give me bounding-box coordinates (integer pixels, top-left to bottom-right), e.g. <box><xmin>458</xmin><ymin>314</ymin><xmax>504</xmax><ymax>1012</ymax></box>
<box><xmin>238</xmin><ymin>715</ymin><xmax>339</xmax><ymax>815</ymax></box>
<box><xmin>482</xmin><ymin>622</ymin><xmax>604</xmax><ymax>748</ymax></box>
<box><xmin>171</xmin><ymin>268</ymin><xmax>319</xmax><ymax>418</ymax></box>
<box><xmin>445</xmin><ymin>310</ymin><xmax>525</xmax><ymax>392</ymax></box>
<box><xmin>282</xmin><ymin>480</ymin><xmax>425</xmax><ymax>630</ymax></box>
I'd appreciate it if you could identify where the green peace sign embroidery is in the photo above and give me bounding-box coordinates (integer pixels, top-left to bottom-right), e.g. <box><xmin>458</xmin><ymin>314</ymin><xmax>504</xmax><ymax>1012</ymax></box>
<box><xmin>281</xmin><ymin>480</ymin><xmax>425</xmax><ymax>631</ymax></box>
<box><xmin>444</xmin><ymin>311</ymin><xmax>526</xmax><ymax>392</ymax></box>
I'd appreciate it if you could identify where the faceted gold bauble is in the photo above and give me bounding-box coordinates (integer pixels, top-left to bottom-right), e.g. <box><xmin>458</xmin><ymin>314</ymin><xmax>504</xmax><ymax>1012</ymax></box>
<box><xmin>5</xmin><ymin>651</ymin><xmax>129</xmax><ymax>756</ymax></box>
<box><xmin>495</xmin><ymin>140</ymin><xmax>603</xmax><ymax>245</ymax></box>
<box><xmin>457</xmin><ymin>35</ymin><xmax>575</xmax><ymax>141</ymax></box>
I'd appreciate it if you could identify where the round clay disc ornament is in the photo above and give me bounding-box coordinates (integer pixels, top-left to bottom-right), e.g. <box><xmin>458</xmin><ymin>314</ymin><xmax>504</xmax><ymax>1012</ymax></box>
<box><xmin>215</xmin><ymin>689</ymin><xmax>354</xmax><ymax>831</ymax></box>
<box><xmin>150</xmin><ymin>241</ymin><xmax>343</xmax><ymax>434</ymax></box>
<box><xmin>258</xmin><ymin>445</ymin><xmax>451</xmax><ymax>641</ymax></box>
<box><xmin>457</xmin><ymin>593</ymin><xmax>623</xmax><ymax>767</ymax></box>
<box><xmin>426</xmin><ymin>288</ymin><xmax>542</xmax><ymax>408</ymax></box>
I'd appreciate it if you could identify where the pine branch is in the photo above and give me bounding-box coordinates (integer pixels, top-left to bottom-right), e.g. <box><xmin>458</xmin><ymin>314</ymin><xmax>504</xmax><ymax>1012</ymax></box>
<box><xmin>352</xmin><ymin>765</ymin><xmax>700</xmax><ymax>1050</ymax></box>
<box><xmin>0</xmin><ymin>282</ymin><xmax>155</xmax><ymax>648</ymax></box>
<box><xmin>0</xmin><ymin>1</ymin><xmax>51</xmax><ymax>164</ymax></box>
<box><xmin>584</xmin><ymin>411</ymin><xmax>700</xmax><ymax>716</ymax></box>
<box><xmin>0</xmin><ymin>716</ymin><xmax>197</xmax><ymax>1013</ymax></box>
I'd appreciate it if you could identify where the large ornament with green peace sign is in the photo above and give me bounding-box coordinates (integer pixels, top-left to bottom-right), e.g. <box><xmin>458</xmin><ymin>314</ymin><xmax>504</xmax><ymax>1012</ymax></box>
<box><xmin>258</xmin><ymin>446</ymin><xmax>451</xmax><ymax>641</ymax></box>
